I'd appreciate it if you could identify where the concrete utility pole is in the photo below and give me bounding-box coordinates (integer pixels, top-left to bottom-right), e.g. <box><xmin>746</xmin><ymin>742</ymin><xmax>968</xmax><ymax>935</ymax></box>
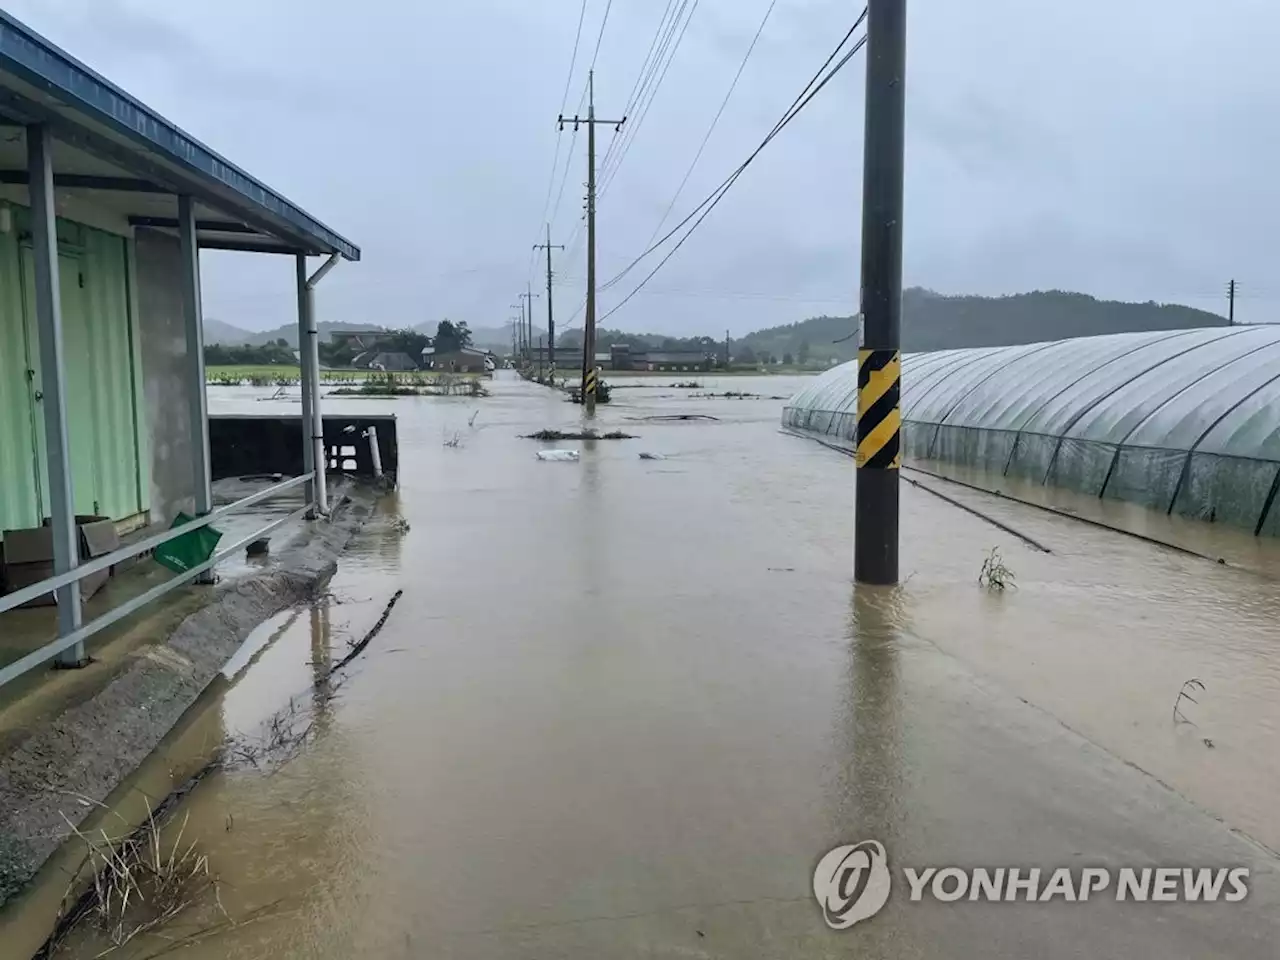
<box><xmin>559</xmin><ymin>70</ymin><xmax>625</xmax><ymax>412</ymax></box>
<box><xmin>1228</xmin><ymin>279</ymin><xmax>1236</xmax><ymax>325</ymax></box>
<box><xmin>534</xmin><ymin>224</ymin><xmax>564</xmax><ymax>376</ymax></box>
<box><xmin>725</xmin><ymin>328</ymin><xmax>731</xmax><ymax>369</ymax></box>
<box><xmin>854</xmin><ymin>0</ymin><xmax>907</xmax><ymax>586</ymax></box>
<box><xmin>520</xmin><ymin>287</ymin><xmax>539</xmax><ymax>366</ymax></box>
<box><xmin>538</xmin><ymin>335</ymin><xmax>545</xmax><ymax>381</ymax></box>
<box><xmin>510</xmin><ymin>302</ymin><xmax>524</xmax><ymax>360</ymax></box>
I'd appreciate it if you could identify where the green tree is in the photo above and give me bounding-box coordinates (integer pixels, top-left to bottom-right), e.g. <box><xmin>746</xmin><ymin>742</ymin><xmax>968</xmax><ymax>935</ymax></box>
<box><xmin>384</xmin><ymin>328</ymin><xmax>430</xmax><ymax>364</ymax></box>
<box><xmin>434</xmin><ymin>319</ymin><xmax>463</xmax><ymax>353</ymax></box>
<box><xmin>735</xmin><ymin>345</ymin><xmax>757</xmax><ymax>365</ymax></box>
<box><xmin>783</xmin><ymin>352</ymin><xmax>794</xmax><ymax>365</ymax></box>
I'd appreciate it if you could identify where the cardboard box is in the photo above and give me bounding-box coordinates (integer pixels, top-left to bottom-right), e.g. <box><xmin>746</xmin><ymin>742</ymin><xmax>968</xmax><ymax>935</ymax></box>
<box><xmin>1</xmin><ymin>516</ymin><xmax>120</xmax><ymax>608</ymax></box>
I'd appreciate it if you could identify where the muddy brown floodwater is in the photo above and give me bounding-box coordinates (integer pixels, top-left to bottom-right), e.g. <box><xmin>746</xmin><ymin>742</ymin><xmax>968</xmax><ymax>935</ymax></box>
<box><xmin>3</xmin><ymin>372</ymin><xmax>1279</xmax><ymax>958</ymax></box>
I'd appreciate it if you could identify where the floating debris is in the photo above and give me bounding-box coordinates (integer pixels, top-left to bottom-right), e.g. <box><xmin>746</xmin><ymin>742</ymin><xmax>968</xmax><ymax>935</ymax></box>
<box><xmin>536</xmin><ymin>449</ymin><xmax>580</xmax><ymax>462</ymax></box>
<box><xmin>524</xmin><ymin>428</ymin><xmax>637</xmax><ymax>441</ymax></box>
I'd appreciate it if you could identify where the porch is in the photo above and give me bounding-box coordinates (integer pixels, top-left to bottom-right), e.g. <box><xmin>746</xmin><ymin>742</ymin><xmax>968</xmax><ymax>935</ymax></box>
<box><xmin>0</xmin><ymin>11</ymin><xmax>360</xmax><ymax>683</ymax></box>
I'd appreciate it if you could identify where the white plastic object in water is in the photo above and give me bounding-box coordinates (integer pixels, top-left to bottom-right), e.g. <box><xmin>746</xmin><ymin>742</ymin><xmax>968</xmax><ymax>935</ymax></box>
<box><xmin>536</xmin><ymin>449</ymin><xmax>580</xmax><ymax>462</ymax></box>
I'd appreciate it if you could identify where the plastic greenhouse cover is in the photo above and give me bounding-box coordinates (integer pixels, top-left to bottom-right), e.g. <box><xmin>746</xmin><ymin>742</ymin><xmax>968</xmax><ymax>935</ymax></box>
<box><xmin>1063</xmin><ymin>326</ymin><xmax>1270</xmax><ymax>444</ymax></box>
<box><xmin>784</xmin><ymin>325</ymin><xmax>1280</xmax><ymax>463</ymax></box>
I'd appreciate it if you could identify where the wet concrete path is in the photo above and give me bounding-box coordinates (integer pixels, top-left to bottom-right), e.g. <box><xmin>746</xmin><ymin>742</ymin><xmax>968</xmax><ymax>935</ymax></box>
<box><xmin>5</xmin><ymin>372</ymin><xmax>1279</xmax><ymax>957</ymax></box>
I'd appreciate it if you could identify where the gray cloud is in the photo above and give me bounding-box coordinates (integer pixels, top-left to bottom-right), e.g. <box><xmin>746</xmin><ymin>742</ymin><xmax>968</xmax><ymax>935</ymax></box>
<box><xmin>7</xmin><ymin>0</ymin><xmax>1280</xmax><ymax>333</ymax></box>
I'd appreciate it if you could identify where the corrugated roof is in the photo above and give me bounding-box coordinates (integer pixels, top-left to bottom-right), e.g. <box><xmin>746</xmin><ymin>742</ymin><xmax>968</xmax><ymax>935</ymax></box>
<box><xmin>0</xmin><ymin>11</ymin><xmax>358</xmax><ymax>260</ymax></box>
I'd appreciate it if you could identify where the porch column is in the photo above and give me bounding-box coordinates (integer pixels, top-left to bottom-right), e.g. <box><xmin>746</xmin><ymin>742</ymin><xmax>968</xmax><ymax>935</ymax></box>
<box><xmin>178</xmin><ymin>196</ymin><xmax>214</xmax><ymax>581</ymax></box>
<box><xmin>303</xmin><ymin>279</ymin><xmax>328</xmax><ymax>516</ymax></box>
<box><xmin>295</xmin><ymin>253</ymin><xmax>315</xmax><ymax>509</ymax></box>
<box><xmin>27</xmin><ymin>124</ymin><xmax>85</xmax><ymax>665</ymax></box>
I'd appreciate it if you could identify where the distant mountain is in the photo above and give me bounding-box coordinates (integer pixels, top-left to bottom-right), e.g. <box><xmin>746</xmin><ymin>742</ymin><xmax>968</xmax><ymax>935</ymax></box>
<box><xmin>736</xmin><ymin>289</ymin><xmax>1229</xmax><ymax>363</ymax></box>
<box><xmin>203</xmin><ymin>318</ymin><xmax>255</xmax><ymax>345</ymax></box>
<box><xmin>204</xmin><ymin>320</ymin><xmax>388</xmax><ymax>347</ymax></box>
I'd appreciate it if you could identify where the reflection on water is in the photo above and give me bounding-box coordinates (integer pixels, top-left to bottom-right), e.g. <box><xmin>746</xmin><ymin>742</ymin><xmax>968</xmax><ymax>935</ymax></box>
<box><xmin>6</xmin><ymin>372</ymin><xmax>1280</xmax><ymax>956</ymax></box>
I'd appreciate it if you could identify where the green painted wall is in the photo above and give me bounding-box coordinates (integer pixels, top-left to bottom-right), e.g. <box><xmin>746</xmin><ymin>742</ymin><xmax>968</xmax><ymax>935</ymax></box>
<box><xmin>0</xmin><ymin>205</ymin><xmax>148</xmax><ymax>533</ymax></box>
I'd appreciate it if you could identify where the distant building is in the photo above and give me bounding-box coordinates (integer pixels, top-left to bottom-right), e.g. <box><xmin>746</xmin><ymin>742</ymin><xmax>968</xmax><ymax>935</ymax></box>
<box><xmin>634</xmin><ymin>350</ymin><xmax>718</xmax><ymax>372</ymax></box>
<box><xmin>529</xmin><ymin>345</ymin><xmax>715</xmax><ymax>372</ymax></box>
<box><xmin>422</xmin><ymin>345</ymin><xmax>492</xmax><ymax>373</ymax></box>
<box><xmin>355</xmin><ymin>351</ymin><xmax>419</xmax><ymax>372</ymax></box>
<box><xmin>330</xmin><ymin>330</ymin><xmax>392</xmax><ymax>352</ymax></box>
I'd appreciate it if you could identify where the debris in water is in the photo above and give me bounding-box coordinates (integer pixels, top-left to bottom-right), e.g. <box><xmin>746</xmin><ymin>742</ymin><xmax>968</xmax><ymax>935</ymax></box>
<box><xmin>536</xmin><ymin>449</ymin><xmax>580</xmax><ymax>462</ymax></box>
<box><xmin>524</xmin><ymin>428</ymin><xmax>637</xmax><ymax>440</ymax></box>
<box><xmin>638</xmin><ymin>452</ymin><xmax>664</xmax><ymax>460</ymax></box>
<box><xmin>625</xmin><ymin>414</ymin><xmax>720</xmax><ymax>422</ymax></box>
<box><xmin>245</xmin><ymin>537</ymin><xmax>270</xmax><ymax>557</ymax></box>
<box><xmin>1173</xmin><ymin>678</ymin><xmax>1205</xmax><ymax>725</ymax></box>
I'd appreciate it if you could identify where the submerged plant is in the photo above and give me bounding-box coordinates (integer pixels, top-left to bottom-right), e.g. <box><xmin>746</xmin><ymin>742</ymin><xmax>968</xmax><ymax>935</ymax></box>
<box><xmin>978</xmin><ymin>547</ymin><xmax>1016</xmax><ymax>590</ymax></box>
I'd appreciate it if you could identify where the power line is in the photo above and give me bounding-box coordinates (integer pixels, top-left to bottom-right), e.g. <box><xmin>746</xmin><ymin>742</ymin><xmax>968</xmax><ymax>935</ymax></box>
<box><xmin>598</xmin><ymin>0</ymin><xmax>701</xmax><ymax>197</ymax></box>
<box><xmin>534</xmin><ymin>0</ymin><xmax>591</xmax><ymax>236</ymax></box>
<box><xmin>644</xmin><ymin>0</ymin><xmax>778</xmax><ymax>247</ymax></box>
<box><xmin>609</xmin><ymin>0</ymin><xmax>679</xmax><ymax>132</ymax></box>
<box><xmin>599</xmin><ymin>23</ymin><xmax>870</xmax><ymax>324</ymax></box>
<box><xmin>597</xmin><ymin>0</ymin><xmax>688</xmax><ymax>177</ymax></box>
<box><xmin>588</xmin><ymin>0</ymin><xmax>615</xmax><ymax>73</ymax></box>
<box><xmin>549</xmin><ymin>81</ymin><xmax>591</xmax><ymax>233</ymax></box>
<box><xmin>600</xmin><ymin>8</ymin><xmax>868</xmax><ymax>296</ymax></box>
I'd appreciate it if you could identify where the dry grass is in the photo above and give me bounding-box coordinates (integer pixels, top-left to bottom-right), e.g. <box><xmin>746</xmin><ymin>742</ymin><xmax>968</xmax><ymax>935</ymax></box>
<box><xmin>50</xmin><ymin>806</ymin><xmax>224</xmax><ymax>957</ymax></box>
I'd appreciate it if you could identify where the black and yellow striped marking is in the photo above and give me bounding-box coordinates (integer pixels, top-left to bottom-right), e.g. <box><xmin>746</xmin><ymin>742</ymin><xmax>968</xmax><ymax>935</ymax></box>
<box><xmin>856</xmin><ymin>348</ymin><xmax>901</xmax><ymax>469</ymax></box>
<box><xmin>585</xmin><ymin>367</ymin><xmax>598</xmax><ymax>396</ymax></box>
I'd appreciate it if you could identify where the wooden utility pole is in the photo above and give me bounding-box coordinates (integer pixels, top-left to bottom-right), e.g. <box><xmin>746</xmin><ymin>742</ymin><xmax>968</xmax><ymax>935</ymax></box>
<box><xmin>1228</xmin><ymin>279</ymin><xmax>1237</xmax><ymax>325</ymax></box>
<box><xmin>534</xmin><ymin>224</ymin><xmax>564</xmax><ymax>376</ymax></box>
<box><xmin>559</xmin><ymin>70</ymin><xmax>625</xmax><ymax>412</ymax></box>
<box><xmin>854</xmin><ymin>0</ymin><xmax>907</xmax><ymax>585</ymax></box>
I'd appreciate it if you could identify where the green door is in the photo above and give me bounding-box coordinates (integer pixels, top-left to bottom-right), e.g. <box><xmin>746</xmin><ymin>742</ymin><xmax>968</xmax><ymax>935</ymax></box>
<box><xmin>19</xmin><ymin>248</ymin><xmax>101</xmax><ymax>519</ymax></box>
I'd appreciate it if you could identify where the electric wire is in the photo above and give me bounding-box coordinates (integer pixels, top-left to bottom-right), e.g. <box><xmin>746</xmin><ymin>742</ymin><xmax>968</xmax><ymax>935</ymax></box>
<box><xmin>598</xmin><ymin>0</ymin><xmax>701</xmax><ymax>196</ymax></box>
<box><xmin>599</xmin><ymin>27</ymin><xmax>869</xmax><ymax>323</ymax></box>
<box><xmin>644</xmin><ymin>0</ymin><xmax>778</xmax><ymax>247</ymax></box>
<box><xmin>599</xmin><ymin>8</ymin><xmax>867</xmax><ymax>296</ymax></box>
<box><xmin>599</xmin><ymin>7</ymin><xmax>870</xmax><ymax>300</ymax></box>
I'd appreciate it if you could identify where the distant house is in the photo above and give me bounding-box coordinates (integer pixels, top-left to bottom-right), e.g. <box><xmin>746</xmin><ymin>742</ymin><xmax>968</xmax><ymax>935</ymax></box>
<box><xmin>422</xmin><ymin>345</ymin><xmax>492</xmax><ymax>373</ymax></box>
<box><xmin>632</xmin><ymin>350</ymin><xmax>719</xmax><ymax>372</ymax></box>
<box><xmin>330</xmin><ymin>330</ymin><xmax>392</xmax><ymax>352</ymax></box>
<box><xmin>352</xmin><ymin>350</ymin><xmax>419</xmax><ymax>372</ymax></box>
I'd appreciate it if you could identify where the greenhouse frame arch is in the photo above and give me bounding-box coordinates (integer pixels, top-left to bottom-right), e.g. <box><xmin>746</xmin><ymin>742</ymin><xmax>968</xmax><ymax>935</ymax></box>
<box><xmin>783</xmin><ymin>325</ymin><xmax>1280</xmax><ymax>536</ymax></box>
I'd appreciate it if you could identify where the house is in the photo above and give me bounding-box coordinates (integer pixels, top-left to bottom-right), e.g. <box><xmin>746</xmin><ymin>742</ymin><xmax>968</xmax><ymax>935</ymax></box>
<box><xmin>638</xmin><ymin>350</ymin><xmax>719</xmax><ymax>372</ymax></box>
<box><xmin>422</xmin><ymin>345</ymin><xmax>492</xmax><ymax>373</ymax></box>
<box><xmin>0</xmin><ymin>11</ymin><xmax>358</xmax><ymax>665</ymax></box>
<box><xmin>352</xmin><ymin>350</ymin><xmax>419</xmax><ymax>372</ymax></box>
<box><xmin>330</xmin><ymin>329</ymin><xmax>391</xmax><ymax>353</ymax></box>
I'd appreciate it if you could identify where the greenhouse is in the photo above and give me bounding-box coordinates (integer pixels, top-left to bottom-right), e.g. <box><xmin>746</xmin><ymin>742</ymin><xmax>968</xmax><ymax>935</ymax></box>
<box><xmin>782</xmin><ymin>325</ymin><xmax>1280</xmax><ymax>536</ymax></box>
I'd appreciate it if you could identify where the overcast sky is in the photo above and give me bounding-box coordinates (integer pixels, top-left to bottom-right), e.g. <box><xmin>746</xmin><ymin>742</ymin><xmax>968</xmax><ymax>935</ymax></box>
<box><xmin>8</xmin><ymin>0</ymin><xmax>1280</xmax><ymax>334</ymax></box>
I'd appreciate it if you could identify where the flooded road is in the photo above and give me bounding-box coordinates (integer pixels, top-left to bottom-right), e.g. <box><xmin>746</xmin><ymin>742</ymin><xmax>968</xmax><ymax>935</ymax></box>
<box><xmin>4</xmin><ymin>372</ymin><xmax>1279</xmax><ymax>957</ymax></box>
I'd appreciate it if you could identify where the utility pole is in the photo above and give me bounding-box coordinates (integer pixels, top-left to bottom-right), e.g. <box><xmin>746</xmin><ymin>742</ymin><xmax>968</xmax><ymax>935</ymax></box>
<box><xmin>534</xmin><ymin>224</ymin><xmax>564</xmax><ymax>377</ymax></box>
<box><xmin>509</xmin><ymin>303</ymin><xmax>523</xmax><ymax>362</ymax></box>
<box><xmin>725</xmin><ymin>328</ymin><xmax>731</xmax><ymax>369</ymax></box>
<box><xmin>538</xmin><ymin>335</ymin><xmax>545</xmax><ymax>382</ymax></box>
<box><xmin>519</xmin><ymin>287</ymin><xmax>539</xmax><ymax>367</ymax></box>
<box><xmin>1228</xmin><ymin>279</ymin><xmax>1236</xmax><ymax>325</ymax></box>
<box><xmin>559</xmin><ymin>70</ymin><xmax>625</xmax><ymax>412</ymax></box>
<box><xmin>854</xmin><ymin>0</ymin><xmax>907</xmax><ymax>586</ymax></box>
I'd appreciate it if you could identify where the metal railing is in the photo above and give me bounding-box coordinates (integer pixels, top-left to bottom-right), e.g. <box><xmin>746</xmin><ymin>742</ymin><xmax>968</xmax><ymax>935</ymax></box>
<box><xmin>0</xmin><ymin>474</ymin><xmax>313</xmax><ymax>689</ymax></box>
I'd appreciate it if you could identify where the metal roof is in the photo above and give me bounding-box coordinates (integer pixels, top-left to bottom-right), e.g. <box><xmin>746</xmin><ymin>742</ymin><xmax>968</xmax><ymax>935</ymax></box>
<box><xmin>0</xmin><ymin>11</ymin><xmax>358</xmax><ymax>260</ymax></box>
